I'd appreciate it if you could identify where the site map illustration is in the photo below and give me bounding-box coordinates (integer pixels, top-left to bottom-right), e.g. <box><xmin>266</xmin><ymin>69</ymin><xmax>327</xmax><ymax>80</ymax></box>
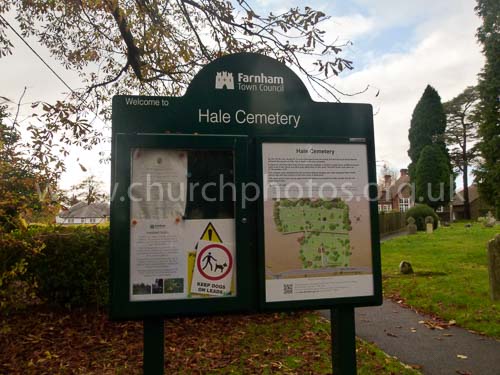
<box><xmin>274</xmin><ymin>198</ymin><xmax>352</xmax><ymax>269</ymax></box>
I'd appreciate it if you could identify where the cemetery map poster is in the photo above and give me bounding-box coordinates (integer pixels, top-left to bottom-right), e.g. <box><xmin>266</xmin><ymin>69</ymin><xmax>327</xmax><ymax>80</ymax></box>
<box><xmin>262</xmin><ymin>143</ymin><xmax>374</xmax><ymax>302</ymax></box>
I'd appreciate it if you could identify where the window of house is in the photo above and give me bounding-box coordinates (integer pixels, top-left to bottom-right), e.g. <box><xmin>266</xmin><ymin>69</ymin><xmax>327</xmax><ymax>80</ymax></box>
<box><xmin>399</xmin><ymin>198</ymin><xmax>411</xmax><ymax>212</ymax></box>
<box><xmin>90</xmin><ymin>218</ymin><xmax>96</xmax><ymax>223</ymax></box>
<box><xmin>67</xmin><ymin>218</ymin><xmax>74</xmax><ymax>223</ymax></box>
<box><xmin>378</xmin><ymin>204</ymin><xmax>392</xmax><ymax>212</ymax></box>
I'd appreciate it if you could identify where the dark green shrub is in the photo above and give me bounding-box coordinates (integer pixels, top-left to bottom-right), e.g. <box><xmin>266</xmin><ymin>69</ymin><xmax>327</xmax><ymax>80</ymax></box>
<box><xmin>1</xmin><ymin>226</ymin><xmax>109</xmax><ymax>310</ymax></box>
<box><xmin>28</xmin><ymin>226</ymin><xmax>109</xmax><ymax>308</ymax></box>
<box><xmin>405</xmin><ymin>204</ymin><xmax>439</xmax><ymax>231</ymax></box>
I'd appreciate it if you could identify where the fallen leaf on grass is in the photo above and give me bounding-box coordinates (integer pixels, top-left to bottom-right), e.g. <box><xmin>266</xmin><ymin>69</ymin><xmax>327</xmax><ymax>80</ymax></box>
<box><xmin>386</xmin><ymin>332</ymin><xmax>398</xmax><ymax>337</ymax></box>
<box><xmin>456</xmin><ymin>354</ymin><xmax>468</xmax><ymax>359</ymax></box>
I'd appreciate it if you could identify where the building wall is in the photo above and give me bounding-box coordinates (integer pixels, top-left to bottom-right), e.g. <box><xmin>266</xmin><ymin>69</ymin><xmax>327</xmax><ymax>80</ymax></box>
<box><xmin>56</xmin><ymin>217</ymin><xmax>108</xmax><ymax>225</ymax></box>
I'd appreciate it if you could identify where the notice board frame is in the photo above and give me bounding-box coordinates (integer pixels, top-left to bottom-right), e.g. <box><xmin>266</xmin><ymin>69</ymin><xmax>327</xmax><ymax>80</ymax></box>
<box><xmin>110</xmin><ymin>133</ymin><xmax>253</xmax><ymax>320</ymax></box>
<box><xmin>255</xmin><ymin>136</ymin><xmax>382</xmax><ymax>311</ymax></box>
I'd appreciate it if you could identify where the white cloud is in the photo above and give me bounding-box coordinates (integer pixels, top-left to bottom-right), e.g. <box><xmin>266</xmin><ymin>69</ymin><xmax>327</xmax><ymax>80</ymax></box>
<box><xmin>324</xmin><ymin>14</ymin><xmax>375</xmax><ymax>42</ymax></box>
<box><xmin>330</xmin><ymin>0</ymin><xmax>484</xmax><ymax>172</ymax></box>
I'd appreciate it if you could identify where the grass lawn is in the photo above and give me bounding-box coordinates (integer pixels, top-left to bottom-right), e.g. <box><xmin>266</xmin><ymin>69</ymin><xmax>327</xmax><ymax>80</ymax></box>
<box><xmin>381</xmin><ymin>222</ymin><xmax>500</xmax><ymax>338</ymax></box>
<box><xmin>0</xmin><ymin>308</ymin><xmax>420</xmax><ymax>374</ymax></box>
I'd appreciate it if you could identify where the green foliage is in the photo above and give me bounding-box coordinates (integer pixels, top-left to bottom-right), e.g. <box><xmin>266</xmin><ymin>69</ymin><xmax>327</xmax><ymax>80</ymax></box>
<box><xmin>407</xmin><ymin>85</ymin><xmax>448</xmax><ymax>180</ymax></box>
<box><xmin>405</xmin><ymin>204</ymin><xmax>439</xmax><ymax>231</ymax></box>
<box><xmin>29</xmin><ymin>226</ymin><xmax>109</xmax><ymax>308</ymax></box>
<box><xmin>474</xmin><ymin>0</ymin><xmax>500</xmax><ymax>216</ymax></box>
<box><xmin>415</xmin><ymin>145</ymin><xmax>452</xmax><ymax>209</ymax></box>
<box><xmin>0</xmin><ymin>105</ymin><xmax>59</xmax><ymax>231</ymax></box>
<box><xmin>0</xmin><ymin>226</ymin><xmax>109</xmax><ymax>310</ymax></box>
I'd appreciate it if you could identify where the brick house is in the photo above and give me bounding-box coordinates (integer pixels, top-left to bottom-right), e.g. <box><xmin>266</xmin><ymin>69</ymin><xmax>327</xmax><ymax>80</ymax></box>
<box><xmin>378</xmin><ymin>169</ymin><xmax>413</xmax><ymax>213</ymax></box>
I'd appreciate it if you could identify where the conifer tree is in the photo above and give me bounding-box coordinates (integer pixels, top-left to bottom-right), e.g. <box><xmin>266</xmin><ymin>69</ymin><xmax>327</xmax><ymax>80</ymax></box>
<box><xmin>408</xmin><ymin>85</ymin><xmax>448</xmax><ymax>181</ymax></box>
<box><xmin>415</xmin><ymin>145</ymin><xmax>452</xmax><ymax>210</ymax></box>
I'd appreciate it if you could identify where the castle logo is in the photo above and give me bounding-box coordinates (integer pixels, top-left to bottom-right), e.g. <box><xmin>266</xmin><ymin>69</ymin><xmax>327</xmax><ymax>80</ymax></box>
<box><xmin>215</xmin><ymin>71</ymin><xmax>235</xmax><ymax>90</ymax></box>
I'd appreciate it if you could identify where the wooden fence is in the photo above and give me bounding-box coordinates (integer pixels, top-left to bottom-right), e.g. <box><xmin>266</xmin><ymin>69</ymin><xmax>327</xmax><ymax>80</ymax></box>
<box><xmin>378</xmin><ymin>212</ymin><xmax>407</xmax><ymax>237</ymax></box>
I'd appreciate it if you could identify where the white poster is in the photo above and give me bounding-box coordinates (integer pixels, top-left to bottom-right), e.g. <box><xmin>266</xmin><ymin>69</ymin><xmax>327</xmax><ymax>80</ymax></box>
<box><xmin>130</xmin><ymin>148</ymin><xmax>187</xmax><ymax>220</ymax></box>
<box><xmin>262</xmin><ymin>143</ymin><xmax>374</xmax><ymax>302</ymax></box>
<box><xmin>130</xmin><ymin>218</ymin><xmax>185</xmax><ymax>301</ymax></box>
<box><xmin>130</xmin><ymin>217</ymin><xmax>236</xmax><ymax>301</ymax></box>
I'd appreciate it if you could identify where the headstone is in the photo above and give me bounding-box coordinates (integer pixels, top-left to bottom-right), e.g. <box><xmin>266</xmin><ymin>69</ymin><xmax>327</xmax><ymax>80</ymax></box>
<box><xmin>425</xmin><ymin>216</ymin><xmax>434</xmax><ymax>234</ymax></box>
<box><xmin>399</xmin><ymin>261</ymin><xmax>414</xmax><ymax>275</ymax></box>
<box><xmin>487</xmin><ymin>234</ymin><xmax>500</xmax><ymax>301</ymax></box>
<box><xmin>484</xmin><ymin>211</ymin><xmax>496</xmax><ymax>228</ymax></box>
<box><xmin>407</xmin><ymin>217</ymin><xmax>417</xmax><ymax>235</ymax></box>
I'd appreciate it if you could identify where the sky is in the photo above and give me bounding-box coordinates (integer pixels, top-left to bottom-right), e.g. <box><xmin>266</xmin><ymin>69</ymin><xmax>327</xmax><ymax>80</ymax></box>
<box><xmin>0</xmin><ymin>0</ymin><xmax>484</xmax><ymax>192</ymax></box>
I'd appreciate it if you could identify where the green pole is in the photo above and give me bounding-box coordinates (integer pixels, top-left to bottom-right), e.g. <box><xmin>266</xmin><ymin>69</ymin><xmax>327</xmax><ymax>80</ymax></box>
<box><xmin>331</xmin><ymin>307</ymin><xmax>357</xmax><ymax>375</ymax></box>
<box><xmin>143</xmin><ymin>319</ymin><xmax>164</xmax><ymax>375</ymax></box>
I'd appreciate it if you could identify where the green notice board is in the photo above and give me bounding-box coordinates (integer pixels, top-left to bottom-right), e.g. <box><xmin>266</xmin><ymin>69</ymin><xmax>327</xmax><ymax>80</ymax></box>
<box><xmin>110</xmin><ymin>53</ymin><xmax>382</xmax><ymax>320</ymax></box>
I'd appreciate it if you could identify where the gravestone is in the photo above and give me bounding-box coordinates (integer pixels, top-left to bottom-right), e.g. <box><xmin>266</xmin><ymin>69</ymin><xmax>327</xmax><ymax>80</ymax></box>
<box><xmin>399</xmin><ymin>261</ymin><xmax>414</xmax><ymax>275</ymax></box>
<box><xmin>484</xmin><ymin>211</ymin><xmax>496</xmax><ymax>228</ymax></box>
<box><xmin>425</xmin><ymin>216</ymin><xmax>434</xmax><ymax>234</ymax></box>
<box><xmin>487</xmin><ymin>234</ymin><xmax>500</xmax><ymax>301</ymax></box>
<box><xmin>407</xmin><ymin>217</ymin><xmax>417</xmax><ymax>235</ymax></box>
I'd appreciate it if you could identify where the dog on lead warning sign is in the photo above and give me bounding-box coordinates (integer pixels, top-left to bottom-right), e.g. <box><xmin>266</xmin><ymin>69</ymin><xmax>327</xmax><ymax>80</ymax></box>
<box><xmin>189</xmin><ymin>221</ymin><xmax>235</xmax><ymax>297</ymax></box>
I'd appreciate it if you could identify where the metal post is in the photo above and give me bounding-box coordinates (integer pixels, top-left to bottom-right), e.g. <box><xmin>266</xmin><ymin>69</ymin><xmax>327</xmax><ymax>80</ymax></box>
<box><xmin>331</xmin><ymin>306</ymin><xmax>357</xmax><ymax>375</ymax></box>
<box><xmin>143</xmin><ymin>319</ymin><xmax>164</xmax><ymax>375</ymax></box>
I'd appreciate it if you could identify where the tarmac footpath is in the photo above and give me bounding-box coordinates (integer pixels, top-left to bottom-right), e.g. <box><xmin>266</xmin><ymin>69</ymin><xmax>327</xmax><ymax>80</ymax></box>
<box><xmin>321</xmin><ymin>299</ymin><xmax>500</xmax><ymax>375</ymax></box>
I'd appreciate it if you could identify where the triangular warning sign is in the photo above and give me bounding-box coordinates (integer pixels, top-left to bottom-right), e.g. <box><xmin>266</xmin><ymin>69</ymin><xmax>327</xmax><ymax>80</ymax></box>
<box><xmin>200</xmin><ymin>222</ymin><xmax>223</xmax><ymax>243</ymax></box>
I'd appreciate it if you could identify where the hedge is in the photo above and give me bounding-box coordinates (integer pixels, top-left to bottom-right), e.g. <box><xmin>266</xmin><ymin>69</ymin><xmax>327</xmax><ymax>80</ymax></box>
<box><xmin>0</xmin><ymin>225</ymin><xmax>109</xmax><ymax>310</ymax></box>
<box><xmin>405</xmin><ymin>204</ymin><xmax>439</xmax><ymax>231</ymax></box>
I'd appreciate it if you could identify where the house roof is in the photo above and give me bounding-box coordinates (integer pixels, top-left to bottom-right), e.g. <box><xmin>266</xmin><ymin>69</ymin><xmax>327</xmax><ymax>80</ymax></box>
<box><xmin>452</xmin><ymin>185</ymin><xmax>480</xmax><ymax>206</ymax></box>
<box><xmin>390</xmin><ymin>174</ymin><xmax>411</xmax><ymax>198</ymax></box>
<box><xmin>58</xmin><ymin>202</ymin><xmax>110</xmax><ymax>218</ymax></box>
<box><xmin>378</xmin><ymin>172</ymin><xmax>411</xmax><ymax>202</ymax></box>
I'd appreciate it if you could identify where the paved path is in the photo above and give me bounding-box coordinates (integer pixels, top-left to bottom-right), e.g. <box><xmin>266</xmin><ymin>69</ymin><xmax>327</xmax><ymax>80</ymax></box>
<box><xmin>322</xmin><ymin>299</ymin><xmax>500</xmax><ymax>374</ymax></box>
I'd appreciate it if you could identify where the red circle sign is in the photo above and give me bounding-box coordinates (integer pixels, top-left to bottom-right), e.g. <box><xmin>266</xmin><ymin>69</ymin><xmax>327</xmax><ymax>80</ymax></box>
<box><xmin>196</xmin><ymin>244</ymin><xmax>233</xmax><ymax>281</ymax></box>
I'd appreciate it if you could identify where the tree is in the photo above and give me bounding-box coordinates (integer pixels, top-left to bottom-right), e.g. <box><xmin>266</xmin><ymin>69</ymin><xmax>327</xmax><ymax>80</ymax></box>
<box><xmin>408</xmin><ymin>85</ymin><xmax>448</xmax><ymax>180</ymax></box>
<box><xmin>473</xmin><ymin>0</ymin><xmax>500</xmax><ymax>216</ymax></box>
<box><xmin>444</xmin><ymin>86</ymin><xmax>480</xmax><ymax>220</ymax></box>
<box><xmin>0</xmin><ymin>1</ymin><xmax>360</xmax><ymax>174</ymax></box>
<box><xmin>415</xmin><ymin>145</ymin><xmax>452</xmax><ymax>210</ymax></box>
<box><xmin>0</xmin><ymin>104</ymin><xmax>57</xmax><ymax>230</ymax></box>
<box><xmin>71</xmin><ymin>176</ymin><xmax>107</xmax><ymax>205</ymax></box>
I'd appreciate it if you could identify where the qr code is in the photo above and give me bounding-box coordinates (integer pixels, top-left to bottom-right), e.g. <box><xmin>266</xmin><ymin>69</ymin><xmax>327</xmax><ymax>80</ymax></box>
<box><xmin>283</xmin><ymin>284</ymin><xmax>293</xmax><ymax>294</ymax></box>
